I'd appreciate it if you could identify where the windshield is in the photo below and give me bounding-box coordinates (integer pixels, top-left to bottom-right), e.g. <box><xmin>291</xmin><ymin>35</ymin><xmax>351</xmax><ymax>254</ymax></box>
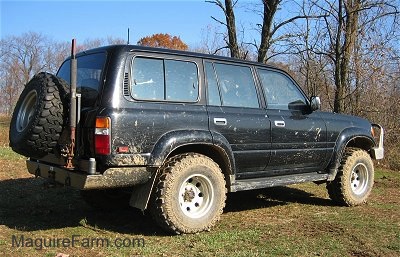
<box><xmin>57</xmin><ymin>52</ymin><xmax>106</xmax><ymax>107</ymax></box>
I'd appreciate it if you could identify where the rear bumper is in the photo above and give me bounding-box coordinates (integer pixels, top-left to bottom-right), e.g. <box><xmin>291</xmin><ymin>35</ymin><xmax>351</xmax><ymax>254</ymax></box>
<box><xmin>27</xmin><ymin>159</ymin><xmax>151</xmax><ymax>190</ymax></box>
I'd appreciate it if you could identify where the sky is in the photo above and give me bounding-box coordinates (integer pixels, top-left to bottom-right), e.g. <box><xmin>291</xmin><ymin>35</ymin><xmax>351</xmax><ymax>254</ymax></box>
<box><xmin>0</xmin><ymin>0</ymin><xmax>262</xmax><ymax>47</ymax></box>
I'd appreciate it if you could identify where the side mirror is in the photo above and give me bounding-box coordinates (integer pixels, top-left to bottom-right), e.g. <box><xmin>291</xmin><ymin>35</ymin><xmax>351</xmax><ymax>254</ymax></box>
<box><xmin>310</xmin><ymin>96</ymin><xmax>321</xmax><ymax>111</ymax></box>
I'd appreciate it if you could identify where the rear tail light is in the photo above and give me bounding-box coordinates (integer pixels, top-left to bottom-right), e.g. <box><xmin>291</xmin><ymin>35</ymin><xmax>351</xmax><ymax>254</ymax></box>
<box><xmin>95</xmin><ymin>117</ymin><xmax>111</xmax><ymax>155</ymax></box>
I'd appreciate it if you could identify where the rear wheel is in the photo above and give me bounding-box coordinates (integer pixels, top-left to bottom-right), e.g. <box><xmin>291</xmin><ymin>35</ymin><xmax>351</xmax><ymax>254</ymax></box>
<box><xmin>327</xmin><ymin>148</ymin><xmax>374</xmax><ymax>206</ymax></box>
<box><xmin>150</xmin><ymin>153</ymin><xmax>226</xmax><ymax>234</ymax></box>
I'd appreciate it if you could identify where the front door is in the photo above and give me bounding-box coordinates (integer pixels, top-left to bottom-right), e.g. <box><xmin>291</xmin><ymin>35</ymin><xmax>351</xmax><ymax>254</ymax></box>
<box><xmin>257</xmin><ymin>68</ymin><xmax>327</xmax><ymax>175</ymax></box>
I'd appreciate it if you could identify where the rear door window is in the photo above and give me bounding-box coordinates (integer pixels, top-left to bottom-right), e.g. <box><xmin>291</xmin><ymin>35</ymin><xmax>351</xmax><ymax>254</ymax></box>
<box><xmin>57</xmin><ymin>52</ymin><xmax>106</xmax><ymax>107</ymax></box>
<box><xmin>213</xmin><ymin>63</ymin><xmax>259</xmax><ymax>108</ymax></box>
<box><xmin>131</xmin><ymin>57</ymin><xmax>199</xmax><ymax>102</ymax></box>
<box><xmin>131</xmin><ymin>57</ymin><xmax>164</xmax><ymax>100</ymax></box>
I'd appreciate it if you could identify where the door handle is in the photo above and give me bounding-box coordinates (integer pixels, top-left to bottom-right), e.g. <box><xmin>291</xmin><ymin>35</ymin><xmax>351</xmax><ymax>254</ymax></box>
<box><xmin>274</xmin><ymin>120</ymin><xmax>285</xmax><ymax>127</ymax></box>
<box><xmin>214</xmin><ymin>118</ymin><xmax>227</xmax><ymax>126</ymax></box>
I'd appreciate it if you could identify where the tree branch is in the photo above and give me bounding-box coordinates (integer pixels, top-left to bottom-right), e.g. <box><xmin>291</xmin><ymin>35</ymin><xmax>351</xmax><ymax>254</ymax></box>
<box><xmin>271</xmin><ymin>14</ymin><xmax>328</xmax><ymax>36</ymax></box>
<box><xmin>205</xmin><ymin>0</ymin><xmax>226</xmax><ymax>14</ymax></box>
<box><xmin>212</xmin><ymin>46</ymin><xmax>229</xmax><ymax>55</ymax></box>
<box><xmin>210</xmin><ymin>16</ymin><xmax>227</xmax><ymax>26</ymax></box>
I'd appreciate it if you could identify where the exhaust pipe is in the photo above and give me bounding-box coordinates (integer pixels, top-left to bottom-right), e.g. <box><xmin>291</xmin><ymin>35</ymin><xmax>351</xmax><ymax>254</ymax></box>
<box><xmin>65</xmin><ymin>39</ymin><xmax>77</xmax><ymax>169</ymax></box>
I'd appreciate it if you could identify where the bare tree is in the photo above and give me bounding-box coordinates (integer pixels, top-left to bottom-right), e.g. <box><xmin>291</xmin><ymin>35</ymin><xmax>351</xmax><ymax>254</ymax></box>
<box><xmin>43</xmin><ymin>41</ymin><xmax>70</xmax><ymax>74</ymax></box>
<box><xmin>206</xmin><ymin>0</ymin><xmax>241</xmax><ymax>58</ymax></box>
<box><xmin>208</xmin><ymin>0</ymin><xmax>326</xmax><ymax>62</ymax></box>
<box><xmin>257</xmin><ymin>0</ymin><xmax>328</xmax><ymax>63</ymax></box>
<box><xmin>192</xmin><ymin>24</ymin><xmax>230</xmax><ymax>56</ymax></box>
<box><xmin>311</xmin><ymin>0</ymin><xmax>399</xmax><ymax>113</ymax></box>
<box><xmin>256</xmin><ymin>0</ymin><xmax>281</xmax><ymax>63</ymax></box>
<box><xmin>2</xmin><ymin>32</ymin><xmax>48</xmax><ymax>85</ymax></box>
<box><xmin>0</xmin><ymin>32</ymin><xmax>125</xmax><ymax>115</ymax></box>
<box><xmin>107</xmin><ymin>36</ymin><xmax>126</xmax><ymax>45</ymax></box>
<box><xmin>284</xmin><ymin>0</ymin><xmax>399</xmax><ymax>168</ymax></box>
<box><xmin>0</xmin><ymin>32</ymin><xmax>52</xmax><ymax>114</ymax></box>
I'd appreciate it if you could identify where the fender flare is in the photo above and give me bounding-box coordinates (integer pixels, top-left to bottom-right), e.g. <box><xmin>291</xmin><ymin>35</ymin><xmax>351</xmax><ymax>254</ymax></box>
<box><xmin>210</xmin><ymin>131</ymin><xmax>236</xmax><ymax>178</ymax></box>
<box><xmin>327</xmin><ymin>127</ymin><xmax>374</xmax><ymax>181</ymax></box>
<box><xmin>148</xmin><ymin>130</ymin><xmax>236</xmax><ymax>176</ymax></box>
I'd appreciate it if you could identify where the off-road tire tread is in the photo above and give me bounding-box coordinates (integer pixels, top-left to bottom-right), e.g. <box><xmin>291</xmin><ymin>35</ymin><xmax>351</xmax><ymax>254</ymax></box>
<box><xmin>326</xmin><ymin>147</ymin><xmax>374</xmax><ymax>206</ymax></box>
<box><xmin>150</xmin><ymin>153</ymin><xmax>226</xmax><ymax>234</ymax></box>
<box><xmin>10</xmin><ymin>72</ymin><xmax>69</xmax><ymax>158</ymax></box>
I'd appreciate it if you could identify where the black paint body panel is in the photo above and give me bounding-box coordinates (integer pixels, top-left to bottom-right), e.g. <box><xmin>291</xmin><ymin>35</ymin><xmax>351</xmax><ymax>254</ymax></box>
<box><xmin>49</xmin><ymin>45</ymin><xmax>377</xmax><ymax>189</ymax></box>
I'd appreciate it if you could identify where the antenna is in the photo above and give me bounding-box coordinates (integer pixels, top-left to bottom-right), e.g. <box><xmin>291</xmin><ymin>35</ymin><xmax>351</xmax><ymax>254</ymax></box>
<box><xmin>127</xmin><ymin>28</ymin><xmax>130</xmax><ymax>45</ymax></box>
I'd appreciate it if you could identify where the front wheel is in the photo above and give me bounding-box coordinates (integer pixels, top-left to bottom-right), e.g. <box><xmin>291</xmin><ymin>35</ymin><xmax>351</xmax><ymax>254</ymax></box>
<box><xmin>327</xmin><ymin>148</ymin><xmax>374</xmax><ymax>206</ymax></box>
<box><xmin>150</xmin><ymin>153</ymin><xmax>226</xmax><ymax>234</ymax></box>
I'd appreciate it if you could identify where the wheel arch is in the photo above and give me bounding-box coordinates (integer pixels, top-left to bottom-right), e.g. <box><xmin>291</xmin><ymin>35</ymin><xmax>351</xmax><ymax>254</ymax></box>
<box><xmin>167</xmin><ymin>144</ymin><xmax>235</xmax><ymax>190</ymax></box>
<box><xmin>346</xmin><ymin>136</ymin><xmax>375</xmax><ymax>151</ymax></box>
<box><xmin>148</xmin><ymin>130</ymin><xmax>236</xmax><ymax>189</ymax></box>
<box><xmin>327</xmin><ymin>127</ymin><xmax>375</xmax><ymax>181</ymax></box>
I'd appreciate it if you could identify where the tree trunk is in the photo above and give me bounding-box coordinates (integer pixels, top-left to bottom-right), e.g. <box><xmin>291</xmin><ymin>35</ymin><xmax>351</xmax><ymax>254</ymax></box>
<box><xmin>258</xmin><ymin>0</ymin><xmax>280</xmax><ymax>63</ymax></box>
<box><xmin>224</xmin><ymin>0</ymin><xmax>240</xmax><ymax>58</ymax></box>
<box><xmin>333</xmin><ymin>0</ymin><xmax>361</xmax><ymax>113</ymax></box>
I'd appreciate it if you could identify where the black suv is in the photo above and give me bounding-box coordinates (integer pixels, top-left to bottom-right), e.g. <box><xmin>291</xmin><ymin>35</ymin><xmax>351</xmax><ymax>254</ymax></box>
<box><xmin>9</xmin><ymin>45</ymin><xmax>384</xmax><ymax>234</ymax></box>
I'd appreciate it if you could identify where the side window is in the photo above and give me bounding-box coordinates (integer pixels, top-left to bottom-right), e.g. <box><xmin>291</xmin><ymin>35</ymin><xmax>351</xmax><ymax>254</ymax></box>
<box><xmin>213</xmin><ymin>63</ymin><xmax>259</xmax><ymax>108</ymax></box>
<box><xmin>131</xmin><ymin>58</ymin><xmax>164</xmax><ymax>100</ymax></box>
<box><xmin>165</xmin><ymin>60</ymin><xmax>198</xmax><ymax>101</ymax></box>
<box><xmin>131</xmin><ymin>57</ymin><xmax>198</xmax><ymax>102</ymax></box>
<box><xmin>257</xmin><ymin>69</ymin><xmax>307</xmax><ymax>110</ymax></box>
<box><xmin>205</xmin><ymin>62</ymin><xmax>221</xmax><ymax>106</ymax></box>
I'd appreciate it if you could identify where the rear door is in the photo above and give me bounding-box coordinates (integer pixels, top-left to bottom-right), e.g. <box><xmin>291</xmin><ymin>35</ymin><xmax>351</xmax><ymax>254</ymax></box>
<box><xmin>205</xmin><ymin>61</ymin><xmax>271</xmax><ymax>176</ymax></box>
<box><xmin>57</xmin><ymin>52</ymin><xmax>107</xmax><ymax>158</ymax></box>
<box><xmin>257</xmin><ymin>68</ymin><xmax>327</xmax><ymax>175</ymax></box>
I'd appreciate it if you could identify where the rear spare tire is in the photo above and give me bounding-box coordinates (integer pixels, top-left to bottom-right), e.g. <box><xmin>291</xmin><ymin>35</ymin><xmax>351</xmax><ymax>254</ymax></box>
<box><xmin>9</xmin><ymin>72</ymin><xmax>69</xmax><ymax>158</ymax></box>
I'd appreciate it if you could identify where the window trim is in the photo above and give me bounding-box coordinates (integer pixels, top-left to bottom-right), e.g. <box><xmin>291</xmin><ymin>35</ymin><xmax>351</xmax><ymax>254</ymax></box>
<box><xmin>129</xmin><ymin>55</ymin><xmax>200</xmax><ymax>103</ymax></box>
<box><xmin>204</xmin><ymin>61</ymin><xmax>222</xmax><ymax>106</ymax></box>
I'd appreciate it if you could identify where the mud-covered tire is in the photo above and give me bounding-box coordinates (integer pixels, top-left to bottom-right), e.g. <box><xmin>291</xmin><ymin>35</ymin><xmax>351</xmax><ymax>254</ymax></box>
<box><xmin>327</xmin><ymin>148</ymin><xmax>374</xmax><ymax>206</ymax></box>
<box><xmin>9</xmin><ymin>72</ymin><xmax>69</xmax><ymax>158</ymax></box>
<box><xmin>150</xmin><ymin>153</ymin><xmax>226</xmax><ymax>234</ymax></box>
<box><xmin>80</xmin><ymin>188</ymin><xmax>131</xmax><ymax>210</ymax></box>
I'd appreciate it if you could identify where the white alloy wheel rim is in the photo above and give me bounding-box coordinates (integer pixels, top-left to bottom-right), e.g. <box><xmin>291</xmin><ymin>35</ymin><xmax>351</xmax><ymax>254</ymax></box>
<box><xmin>178</xmin><ymin>174</ymin><xmax>214</xmax><ymax>219</ymax></box>
<box><xmin>350</xmin><ymin>163</ymin><xmax>369</xmax><ymax>195</ymax></box>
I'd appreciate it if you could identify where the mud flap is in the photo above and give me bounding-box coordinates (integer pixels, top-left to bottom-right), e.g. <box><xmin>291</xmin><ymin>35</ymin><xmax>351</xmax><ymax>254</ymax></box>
<box><xmin>129</xmin><ymin>169</ymin><xmax>159</xmax><ymax>211</ymax></box>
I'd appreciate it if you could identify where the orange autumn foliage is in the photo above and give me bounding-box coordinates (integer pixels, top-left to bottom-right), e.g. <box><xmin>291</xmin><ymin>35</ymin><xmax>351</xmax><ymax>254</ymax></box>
<box><xmin>137</xmin><ymin>33</ymin><xmax>188</xmax><ymax>50</ymax></box>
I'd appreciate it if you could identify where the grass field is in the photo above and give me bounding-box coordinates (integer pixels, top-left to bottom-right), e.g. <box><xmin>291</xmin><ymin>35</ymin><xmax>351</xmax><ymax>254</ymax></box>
<box><xmin>0</xmin><ymin>116</ymin><xmax>399</xmax><ymax>257</ymax></box>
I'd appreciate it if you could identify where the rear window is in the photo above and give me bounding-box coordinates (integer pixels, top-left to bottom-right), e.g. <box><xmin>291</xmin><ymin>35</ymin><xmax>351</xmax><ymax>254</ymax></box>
<box><xmin>57</xmin><ymin>52</ymin><xmax>106</xmax><ymax>107</ymax></box>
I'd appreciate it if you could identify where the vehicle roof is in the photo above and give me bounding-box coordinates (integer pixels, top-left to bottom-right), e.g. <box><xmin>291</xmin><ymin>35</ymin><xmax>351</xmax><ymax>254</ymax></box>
<box><xmin>76</xmin><ymin>44</ymin><xmax>279</xmax><ymax>69</ymax></box>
